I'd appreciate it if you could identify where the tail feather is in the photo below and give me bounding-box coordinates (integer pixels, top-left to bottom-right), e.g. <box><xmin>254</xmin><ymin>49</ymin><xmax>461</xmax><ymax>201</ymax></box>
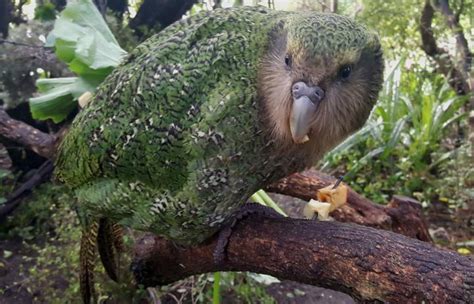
<box><xmin>80</xmin><ymin>221</ymin><xmax>99</xmax><ymax>304</ymax></box>
<box><xmin>111</xmin><ymin>222</ymin><xmax>125</xmax><ymax>253</ymax></box>
<box><xmin>80</xmin><ymin>218</ymin><xmax>124</xmax><ymax>303</ymax></box>
<box><xmin>97</xmin><ymin>218</ymin><xmax>123</xmax><ymax>282</ymax></box>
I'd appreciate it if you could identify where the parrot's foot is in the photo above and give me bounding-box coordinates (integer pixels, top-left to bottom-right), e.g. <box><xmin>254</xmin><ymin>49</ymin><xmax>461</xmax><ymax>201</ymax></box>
<box><xmin>213</xmin><ymin>203</ymin><xmax>283</xmax><ymax>265</ymax></box>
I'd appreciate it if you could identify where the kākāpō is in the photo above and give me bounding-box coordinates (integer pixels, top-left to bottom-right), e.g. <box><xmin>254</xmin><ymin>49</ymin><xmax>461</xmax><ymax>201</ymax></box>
<box><xmin>54</xmin><ymin>6</ymin><xmax>384</xmax><ymax>303</ymax></box>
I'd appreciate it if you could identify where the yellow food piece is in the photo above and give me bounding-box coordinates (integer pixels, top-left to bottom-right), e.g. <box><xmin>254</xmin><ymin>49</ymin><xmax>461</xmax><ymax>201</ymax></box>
<box><xmin>303</xmin><ymin>200</ymin><xmax>331</xmax><ymax>220</ymax></box>
<box><xmin>457</xmin><ymin>248</ymin><xmax>471</xmax><ymax>255</ymax></box>
<box><xmin>317</xmin><ymin>183</ymin><xmax>348</xmax><ymax>212</ymax></box>
<box><xmin>303</xmin><ymin>182</ymin><xmax>348</xmax><ymax>220</ymax></box>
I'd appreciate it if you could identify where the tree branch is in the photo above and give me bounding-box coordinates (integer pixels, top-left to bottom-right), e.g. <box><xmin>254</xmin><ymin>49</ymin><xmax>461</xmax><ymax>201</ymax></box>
<box><xmin>0</xmin><ymin>142</ymin><xmax>12</xmax><ymax>170</ymax></box>
<box><xmin>420</xmin><ymin>1</ymin><xmax>464</xmax><ymax>94</ymax></box>
<box><xmin>0</xmin><ymin>38</ymin><xmax>47</xmax><ymax>48</ymax></box>
<box><xmin>419</xmin><ymin>0</ymin><xmax>472</xmax><ymax>99</ymax></box>
<box><xmin>454</xmin><ymin>0</ymin><xmax>464</xmax><ymax>23</ymax></box>
<box><xmin>433</xmin><ymin>0</ymin><xmax>472</xmax><ymax>76</ymax></box>
<box><xmin>0</xmin><ymin>108</ymin><xmax>57</xmax><ymax>159</ymax></box>
<box><xmin>266</xmin><ymin>170</ymin><xmax>432</xmax><ymax>242</ymax></box>
<box><xmin>0</xmin><ymin>159</ymin><xmax>54</xmax><ymax>219</ymax></box>
<box><xmin>212</xmin><ymin>0</ymin><xmax>222</xmax><ymax>9</ymax></box>
<box><xmin>132</xmin><ymin>216</ymin><xmax>474</xmax><ymax>303</ymax></box>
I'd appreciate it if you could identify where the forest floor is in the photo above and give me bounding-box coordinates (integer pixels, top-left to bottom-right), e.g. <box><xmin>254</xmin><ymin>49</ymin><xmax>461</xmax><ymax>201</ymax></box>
<box><xmin>0</xmin><ymin>193</ymin><xmax>472</xmax><ymax>303</ymax></box>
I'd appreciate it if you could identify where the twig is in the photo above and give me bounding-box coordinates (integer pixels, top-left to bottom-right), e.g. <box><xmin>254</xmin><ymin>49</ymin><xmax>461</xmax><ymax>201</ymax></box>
<box><xmin>0</xmin><ymin>160</ymin><xmax>54</xmax><ymax>219</ymax></box>
<box><xmin>0</xmin><ymin>39</ymin><xmax>46</xmax><ymax>48</ymax></box>
<box><xmin>0</xmin><ymin>143</ymin><xmax>12</xmax><ymax>170</ymax></box>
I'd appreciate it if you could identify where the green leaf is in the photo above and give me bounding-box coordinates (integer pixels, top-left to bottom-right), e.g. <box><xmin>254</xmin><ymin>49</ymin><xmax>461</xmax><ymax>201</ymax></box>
<box><xmin>0</xmin><ymin>169</ymin><xmax>9</xmax><ymax>179</ymax></box>
<box><xmin>248</xmin><ymin>273</ymin><xmax>280</xmax><ymax>285</ymax></box>
<box><xmin>255</xmin><ymin>190</ymin><xmax>287</xmax><ymax>216</ymax></box>
<box><xmin>337</xmin><ymin>123</ymin><xmax>376</xmax><ymax>151</ymax></box>
<box><xmin>456</xmin><ymin>240</ymin><xmax>474</xmax><ymax>247</ymax></box>
<box><xmin>52</xmin><ymin>24</ymin><xmax>126</xmax><ymax>72</ymax></box>
<box><xmin>61</xmin><ymin>0</ymin><xmax>120</xmax><ymax>45</ymax></box>
<box><xmin>30</xmin><ymin>0</ymin><xmax>127</xmax><ymax>123</ymax></box>
<box><xmin>382</xmin><ymin>117</ymin><xmax>406</xmax><ymax>159</ymax></box>
<box><xmin>30</xmin><ymin>77</ymin><xmax>97</xmax><ymax>123</ymax></box>
<box><xmin>48</xmin><ymin>0</ymin><xmax>127</xmax><ymax>74</ymax></box>
<box><xmin>34</xmin><ymin>3</ymin><xmax>57</xmax><ymax>21</ymax></box>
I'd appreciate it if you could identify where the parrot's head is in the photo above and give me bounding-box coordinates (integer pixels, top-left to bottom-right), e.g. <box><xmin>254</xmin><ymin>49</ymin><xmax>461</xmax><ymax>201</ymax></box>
<box><xmin>260</xmin><ymin>12</ymin><xmax>383</xmax><ymax>161</ymax></box>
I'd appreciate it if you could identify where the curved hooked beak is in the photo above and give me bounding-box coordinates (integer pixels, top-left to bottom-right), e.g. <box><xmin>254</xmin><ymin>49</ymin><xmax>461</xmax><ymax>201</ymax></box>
<box><xmin>290</xmin><ymin>82</ymin><xmax>325</xmax><ymax>144</ymax></box>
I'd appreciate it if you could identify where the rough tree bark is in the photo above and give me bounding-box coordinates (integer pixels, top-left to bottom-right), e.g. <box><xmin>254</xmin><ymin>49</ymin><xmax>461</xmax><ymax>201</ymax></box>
<box><xmin>0</xmin><ymin>108</ymin><xmax>57</xmax><ymax>159</ymax></box>
<box><xmin>133</xmin><ymin>216</ymin><xmax>474</xmax><ymax>303</ymax></box>
<box><xmin>0</xmin><ymin>143</ymin><xmax>12</xmax><ymax>170</ymax></box>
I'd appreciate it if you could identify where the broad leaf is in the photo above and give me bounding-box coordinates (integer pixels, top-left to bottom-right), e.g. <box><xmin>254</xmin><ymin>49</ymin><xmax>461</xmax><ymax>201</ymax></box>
<box><xmin>30</xmin><ymin>0</ymin><xmax>127</xmax><ymax>122</ymax></box>
<box><xmin>30</xmin><ymin>77</ymin><xmax>98</xmax><ymax>123</ymax></box>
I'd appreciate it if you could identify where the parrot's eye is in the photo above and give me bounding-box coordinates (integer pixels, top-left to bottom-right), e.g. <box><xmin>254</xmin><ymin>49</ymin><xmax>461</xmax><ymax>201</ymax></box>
<box><xmin>338</xmin><ymin>65</ymin><xmax>352</xmax><ymax>79</ymax></box>
<box><xmin>284</xmin><ymin>54</ymin><xmax>292</xmax><ymax>68</ymax></box>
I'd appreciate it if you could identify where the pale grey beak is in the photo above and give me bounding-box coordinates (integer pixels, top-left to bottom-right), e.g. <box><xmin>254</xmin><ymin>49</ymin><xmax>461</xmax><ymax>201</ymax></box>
<box><xmin>290</xmin><ymin>82</ymin><xmax>325</xmax><ymax>143</ymax></box>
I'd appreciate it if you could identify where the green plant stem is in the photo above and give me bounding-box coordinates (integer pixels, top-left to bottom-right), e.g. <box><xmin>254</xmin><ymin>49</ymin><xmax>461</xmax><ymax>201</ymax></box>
<box><xmin>257</xmin><ymin>190</ymin><xmax>287</xmax><ymax>216</ymax></box>
<box><xmin>213</xmin><ymin>272</ymin><xmax>221</xmax><ymax>304</ymax></box>
<box><xmin>251</xmin><ymin>190</ymin><xmax>287</xmax><ymax>216</ymax></box>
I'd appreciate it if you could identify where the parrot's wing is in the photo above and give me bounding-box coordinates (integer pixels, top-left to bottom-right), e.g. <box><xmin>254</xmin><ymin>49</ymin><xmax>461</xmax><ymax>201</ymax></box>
<box><xmin>55</xmin><ymin>22</ymin><xmax>266</xmax><ymax>192</ymax></box>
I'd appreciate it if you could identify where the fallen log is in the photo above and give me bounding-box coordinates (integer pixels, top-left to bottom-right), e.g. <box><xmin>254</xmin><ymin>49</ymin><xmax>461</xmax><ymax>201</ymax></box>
<box><xmin>132</xmin><ymin>215</ymin><xmax>473</xmax><ymax>303</ymax></box>
<box><xmin>266</xmin><ymin>170</ymin><xmax>432</xmax><ymax>242</ymax></box>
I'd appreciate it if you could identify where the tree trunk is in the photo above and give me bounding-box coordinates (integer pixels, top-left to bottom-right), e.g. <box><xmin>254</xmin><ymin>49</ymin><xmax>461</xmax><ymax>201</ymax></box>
<box><xmin>419</xmin><ymin>0</ymin><xmax>473</xmax><ymax>144</ymax></box>
<box><xmin>0</xmin><ymin>0</ymin><xmax>13</xmax><ymax>38</ymax></box>
<box><xmin>129</xmin><ymin>0</ymin><xmax>198</xmax><ymax>38</ymax></box>
<box><xmin>133</xmin><ymin>216</ymin><xmax>474</xmax><ymax>303</ymax></box>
